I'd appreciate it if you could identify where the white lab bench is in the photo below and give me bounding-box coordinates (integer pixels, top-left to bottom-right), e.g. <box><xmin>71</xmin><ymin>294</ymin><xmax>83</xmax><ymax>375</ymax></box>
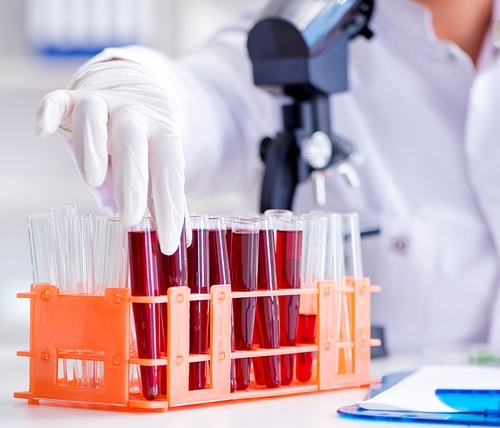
<box><xmin>0</xmin><ymin>345</ymin><xmax>452</xmax><ymax>428</ymax></box>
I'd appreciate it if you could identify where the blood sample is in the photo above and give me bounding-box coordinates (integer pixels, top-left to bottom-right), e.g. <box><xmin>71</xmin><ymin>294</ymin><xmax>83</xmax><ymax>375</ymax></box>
<box><xmin>187</xmin><ymin>216</ymin><xmax>210</xmax><ymax>390</ymax></box>
<box><xmin>157</xmin><ymin>224</ymin><xmax>187</xmax><ymax>395</ymax></box>
<box><xmin>208</xmin><ymin>217</ymin><xmax>236</xmax><ymax>392</ymax></box>
<box><xmin>275</xmin><ymin>218</ymin><xmax>303</xmax><ymax>385</ymax></box>
<box><xmin>128</xmin><ymin>217</ymin><xmax>161</xmax><ymax>401</ymax></box>
<box><xmin>296</xmin><ymin>314</ymin><xmax>317</xmax><ymax>382</ymax></box>
<box><xmin>296</xmin><ymin>214</ymin><xmax>327</xmax><ymax>382</ymax></box>
<box><xmin>224</xmin><ymin>217</ymin><xmax>234</xmax><ymax>264</ymax></box>
<box><xmin>230</xmin><ymin>219</ymin><xmax>259</xmax><ymax>390</ymax></box>
<box><xmin>254</xmin><ymin>217</ymin><xmax>280</xmax><ymax>388</ymax></box>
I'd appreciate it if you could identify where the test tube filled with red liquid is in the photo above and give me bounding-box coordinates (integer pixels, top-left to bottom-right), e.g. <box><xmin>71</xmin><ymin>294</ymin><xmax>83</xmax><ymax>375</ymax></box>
<box><xmin>230</xmin><ymin>219</ymin><xmax>259</xmax><ymax>390</ymax></box>
<box><xmin>187</xmin><ymin>216</ymin><xmax>210</xmax><ymax>390</ymax></box>
<box><xmin>208</xmin><ymin>217</ymin><xmax>236</xmax><ymax>392</ymax></box>
<box><xmin>296</xmin><ymin>214</ymin><xmax>327</xmax><ymax>383</ymax></box>
<box><xmin>275</xmin><ymin>217</ymin><xmax>303</xmax><ymax>385</ymax></box>
<box><xmin>224</xmin><ymin>217</ymin><xmax>234</xmax><ymax>263</ymax></box>
<box><xmin>157</xmin><ymin>223</ymin><xmax>187</xmax><ymax>395</ymax></box>
<box><xmin>253</xmin><ymin>217</ymin><xmax>281</xmax><ymax>388</ymax></box>
<box><xmin>128</xmin><ymin>217</ymin><xmax>161</xmax><ymax>400</ymax></box>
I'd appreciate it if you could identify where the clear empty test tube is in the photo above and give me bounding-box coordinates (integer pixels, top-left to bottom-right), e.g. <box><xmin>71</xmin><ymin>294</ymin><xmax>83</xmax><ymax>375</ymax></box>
<box><xmin>94</xmin><ymin>216</ymin><xmax>129</xmax><ymax>294</ymax></box>
<box><xmin>323</xmin><ymin>213</ymin><xmax>343</xmax><ymax>282</ymax></box>
<box><xmin>65</xmin><ymin>213</ymin><xmax>96</xmax><ymax>388</ymax></box>
<box><xmin>230</xmin><ymin>219</ymin><xmax>259</xmax><ymax>390</ymax></box>
<box><xmin>253</xmin><ymin>217</ymin><xmax>281</xmax><ymax>389</ymax></box>
<box><xmin>128</xmin><ymin>216</ymin><xmax>161</xmax><ymax>400</ymax></box>
<box><xmin>65</xmin><ymin>214</ymin><xmax>95</xmax><ymax>295</ymax></box>
<box><xmin>27</xmin><ymin>213</ymin><xmax>58</xmax><ymax>286</ymax></box>
<box><xmin>208</xmin><ymin>217</ymin><xmax>236</xmax><ymax>392</ymax></box>
<box><xmin>337</xmin><ymin>213</ymin><xmax>363</xmax><ymax>375</ymax></box>
<box><xmin>156</xmin><ymin>222</ymin><xmax>187</xmax><ymax>396</ymax></box>
<box><xmin>49</xmin><ymin>205</ymin><xmax>78</xmax><ymax>292</ymax></box>
<box><xmin>275</xmin><ymin>217</ymin><xmax>303</xmax><ymax>385</ymax></box>
<box><xmin>187</xmin><ymin>215</ymin><xmax>210</xmax><ymax>390</ymax></box>
<box><xmin>296</xmin><ymin>214</ymin><xmax>327</xmax><ymax>382</ymax></box>
<box><xmin>342</xmin><ymin>213</ymin><xmax>364</xmax><ymax>279</ymax></box>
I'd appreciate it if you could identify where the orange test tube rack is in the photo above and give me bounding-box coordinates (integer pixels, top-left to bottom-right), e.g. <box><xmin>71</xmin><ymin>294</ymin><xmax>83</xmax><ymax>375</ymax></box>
<box><xmin>14</xmin><ymin>278</ymin><xmax>381</xmax><ymax>411</ymax></box>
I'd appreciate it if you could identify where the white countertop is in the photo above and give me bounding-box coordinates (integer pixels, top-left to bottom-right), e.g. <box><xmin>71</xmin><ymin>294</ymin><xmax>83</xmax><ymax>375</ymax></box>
<box><xmin>0</xmin><ymin>344</ymin><xmax>453</xmax><ymax>428</ymax></box>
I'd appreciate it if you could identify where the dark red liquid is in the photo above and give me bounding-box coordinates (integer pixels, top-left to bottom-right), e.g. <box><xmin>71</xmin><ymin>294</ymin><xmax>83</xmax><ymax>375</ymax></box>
<box><xmin>157</xmin><ymin>226</ymin><xmax>187</xmax><ymax>395</ymax></box>
<box><xmin>225</xmin><ymin>228</ymin><xmax>232</xmax><ymax>265</ymax></box>
<box><xmin>296</xmin><ymin>314</ymin><xmax>316</xmax><ymax>382</ymax></box>
<box><xmin>209</xmin><ymin>229</ymin><xmax>230</xmax><ymax>285</ymax></box>
<box><xmin>187</xmin><ymin>228</ymin><xmax>210</xmax><ymax>390</ymax></box>
<box><xmin>254</xmin><ymin>228</ymin><xmax>280</xmax><ymax>389</ymax></box>
<box><xmin>128</xmin><ymin>230</ymin><xmax>161</xmax><ymax>401</ymax></box>
<box><xmin>208</xmin><ymin>227</ymin><xmax>236</xmax><ymax>392</ymax></box>
<box><xmin>230</xmin><ymin>229</ymin><xmax>258</xmax><ymax>390</ymax></box>
<box><xmin>276</xmin><ymin>229</ymin><xmax>302</xmax><ymax>385</ymax></box>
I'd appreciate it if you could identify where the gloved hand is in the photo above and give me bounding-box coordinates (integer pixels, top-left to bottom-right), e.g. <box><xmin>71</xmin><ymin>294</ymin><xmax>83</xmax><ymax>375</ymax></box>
<box><xmin>34</xmin><ymin>59</ymin><xmax>190</xmax><ymax>255</ymax></box>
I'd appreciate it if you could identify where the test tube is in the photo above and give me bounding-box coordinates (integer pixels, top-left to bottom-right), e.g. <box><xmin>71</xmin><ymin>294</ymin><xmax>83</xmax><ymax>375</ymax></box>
<box><xmin>342</xmin><ymin>213</ymin><xmax>363</xmax><ymax>279</ymax></box>
<box><xmin>275</xmin><ymin>217</ymin><xmax>303</xmax><ymax>385</ymax></box>
<box><xmin>94</xmin><ymin>216</ymin><xmax>129</xmax><ymax>294</ymax></box>
<box><xmin>253</xmin><ymin>217</ymin><xmax>281</xmax><ymax>388</ymax></box>
<box><xmin>322</xmin><ymin>213</ymin><xmax>343</xmax><ymax>282</ymax></box>
<box><xmin>337</xmin><ymin>213</ymin><xmax>363</xmax><ymax>374</ymax></box>
<box><xmin>65</xmin><ymin>213</ymin><xmax>96</xmax><ymax>387</ymax></box>
<box><xmin>296</xmin><ymin>214</ymin><xmax>327</xmax><ymax>382</ymax></box>
<box><xmin>27</xmin><ymin>213</ymin><xmax>58</xmax><ymax>286</ymax></box>
<box><xmin>231</xmin><ymin>219</ymin><xmax>259</xmax><ymax>390</ymax></box>
<box><xmin>208</xmin><ymin>217</ymin><xmax>231</xmax><ymax>285</ymax></box>
<box><xmin>49</xmin><ymin>205</ymin><xmax>78</xmax><ymax>292</ymax></box>
<box><xmin>264</xmin><ymin>209</ymin><xmax>293</xmax><ymax>220</ymax></box>
<box><xmin>187</xmin><ymin>215</ymin><xmax>210</xmax><ymax>390</ymax></box>
<box><xmin>157</xmin><ymin>222</ymin><xmax>187</xmax><ymax>395</ymax></box>
<box><xmin>208</xmin><ymin>217</ymin><xmax>236</xmax><ymax>392</ymax></box>
<box><xmin>224</xmin><ymin>217</ymin><xmax>235</xmax><ymax>263</ymax></box>
<box><xmin>65</xmin><ymin>214</ymin><xmax>95</xmax><ymax>295</ymax></box>
<box><xmin>128</xmin><ymin>216</ymin><xmax>161</xmax><ymax>400</ymax></box>
<box><xmin>264</xmin><ymin>209</ymin><xmax>293</xmax><ymax>240</ymax></box>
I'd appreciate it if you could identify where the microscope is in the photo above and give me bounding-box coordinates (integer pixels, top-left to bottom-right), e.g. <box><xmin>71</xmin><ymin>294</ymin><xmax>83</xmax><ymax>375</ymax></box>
<box><xmin>247</xmin><ymin>0</ymin><xmax>374</xmax><ymax>213</ymax></box>
<box><xmin>248</xmin><ymin>1</ymin><xmax>386</xmax><ymax>357</ymax></box>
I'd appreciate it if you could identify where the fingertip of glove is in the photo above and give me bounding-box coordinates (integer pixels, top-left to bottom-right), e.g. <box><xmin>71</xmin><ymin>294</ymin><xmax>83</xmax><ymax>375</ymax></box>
<box><xmin>159</xmin><ymin>239</ymin><xmax>177</xmax><ymax>256</ymax></box>
<box><xmin>34</xmin><ymin>122</ymin><xmax>49</xmax><ymax>138</ymax></box>
<box><xmin>118</xmin><ymin>209</ymin><xmax>145</xmax><ymax>229</ymax></box>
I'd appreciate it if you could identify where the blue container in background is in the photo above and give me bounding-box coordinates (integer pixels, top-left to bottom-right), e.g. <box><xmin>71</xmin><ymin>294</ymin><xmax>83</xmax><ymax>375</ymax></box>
<box><xmin>25</xmin><ymin>0</ymin><xmax>157</xmax><ymax>56</ymax></box>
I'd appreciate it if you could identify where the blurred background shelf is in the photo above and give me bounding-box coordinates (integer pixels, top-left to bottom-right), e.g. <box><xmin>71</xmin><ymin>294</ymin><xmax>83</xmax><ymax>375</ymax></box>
<box><xmin>0</xmin><ymin>55</ymin><xmax>86</xmax><ymax>92</ymax></box>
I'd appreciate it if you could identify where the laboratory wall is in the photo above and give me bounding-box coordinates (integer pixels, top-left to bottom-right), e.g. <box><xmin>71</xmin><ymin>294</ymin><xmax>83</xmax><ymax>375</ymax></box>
<box><xmin>0</xmin><ymin>0</ymin><xmax>258</xmax><ymax>344</ymax></box>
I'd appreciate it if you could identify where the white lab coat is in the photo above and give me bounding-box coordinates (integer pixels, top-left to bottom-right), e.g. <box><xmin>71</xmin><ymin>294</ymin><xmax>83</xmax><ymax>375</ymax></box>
<box><xmin>78</xmin><ymin>0</ymin><xmax>500</xmax><ymax>352</ymax></box>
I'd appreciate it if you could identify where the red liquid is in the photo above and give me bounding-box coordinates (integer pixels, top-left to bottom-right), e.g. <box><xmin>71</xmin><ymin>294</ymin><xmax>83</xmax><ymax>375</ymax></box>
<box><xmin>187</xmin><ymin>228</ymin><xmax>210</xmax><ymax>390</ymax></box>
<box><xmin>254</xmin><ymin>228</ymin><xmax>280</xmax><ymax>388</ymax></box>
<box><xmin>208</xmin><ymin>228</ymin><xmax>236</xmax><ymax>392</ymax></box>
<box><xmin>157</xmin><ymin>226</ymin><xmax>187</xmax><ymax>395</ymax></box>
<box><xmin>296</xmin><ymin>314</ymin><xmax>317</xmax><ymax>382</ymax></box>
<box><xmin>209</xmin><ymin>229</ymin><xmax>230</xmax><ymax>285</ymax></box>
<box><xmin>128</xmin><ymin>230</ymin><xmax>161</xmax><ymax>401</ymax></box>
<box><xmin>225</xmin><ymin>228</ymin><xmax>233</xmax><ymax>265</ymax></box>
<box><xmin>275</xmin><ymin>229</ymin><xmax>302</xmax><ymax>385</ymax></box>
<box><xmin>230</xmin><ymin>229</ymin><xmax>258</xmax><ymax>390</ymax></box>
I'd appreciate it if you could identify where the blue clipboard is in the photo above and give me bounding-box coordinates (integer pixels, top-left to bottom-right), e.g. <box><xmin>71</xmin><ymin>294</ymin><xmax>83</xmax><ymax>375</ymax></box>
<box><xmin>337</xmin><ymin>371</ymin><xmax>500</xmax><ymax>425</ymax></box>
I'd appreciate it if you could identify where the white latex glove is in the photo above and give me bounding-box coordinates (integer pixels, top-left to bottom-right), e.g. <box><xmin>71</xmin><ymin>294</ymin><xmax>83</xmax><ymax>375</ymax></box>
<box><xmin>34</xmin><ymin>59</ymin><xmax>190</xmax><ymax>255</ymax></box>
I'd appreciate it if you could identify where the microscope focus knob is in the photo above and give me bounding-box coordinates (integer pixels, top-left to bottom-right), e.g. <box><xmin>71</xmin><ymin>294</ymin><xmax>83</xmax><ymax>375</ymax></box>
<box><xmin>300</xmin><ymin>131</ymin><xmax>333</xmax><ymax>170</ymax></box>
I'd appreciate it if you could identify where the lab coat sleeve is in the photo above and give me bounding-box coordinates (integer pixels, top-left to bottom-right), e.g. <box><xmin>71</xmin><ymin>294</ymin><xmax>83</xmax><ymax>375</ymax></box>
<box><xmin>67</xmin><ymin>9</ymin><xmax>282</xmax><ymax>216</ymax></box>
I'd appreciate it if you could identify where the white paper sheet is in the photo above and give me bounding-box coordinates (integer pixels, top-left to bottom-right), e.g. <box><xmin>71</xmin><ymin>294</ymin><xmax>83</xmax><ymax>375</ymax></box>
<box><xmin>357</xmin><ymin>365</ymin><xmax>500</xmax><ymax>413</ymax></box>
